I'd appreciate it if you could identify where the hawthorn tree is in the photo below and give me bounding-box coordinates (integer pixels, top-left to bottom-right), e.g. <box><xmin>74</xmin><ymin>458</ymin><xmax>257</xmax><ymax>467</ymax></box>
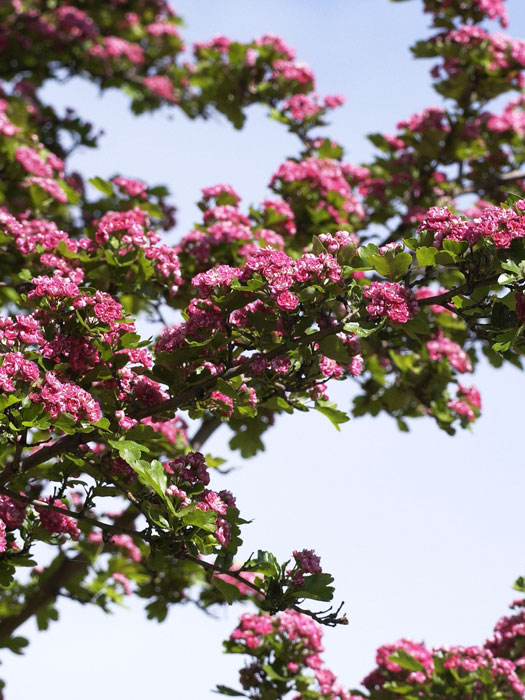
<box><xmin>0</xmin><ymin>0</ymin><xmax>524</xmax><ymax>697</ymax></box>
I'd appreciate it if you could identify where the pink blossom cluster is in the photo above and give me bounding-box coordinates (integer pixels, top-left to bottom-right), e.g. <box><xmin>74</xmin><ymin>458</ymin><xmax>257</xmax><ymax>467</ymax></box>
<box><xmin>443</xmin><ymin>646</ymin><xmax>524</xmax><ymax>695</ymax></box>
<box><xmin>0</xmin><ymin>209</ymin><xmax>71</xmax><ymax>255</ymax></box>
<box><xmin>0</xmin><ymin>314</ymin><xmax>43</xmax><ymax>348</ymax></box>
<box><xmin>281</xmin><ymin>93</ymin><xmax>344</xmax><ymax>122</ymax></box>
<box><xmin>0</xmin><ymin>351</ymin><xmax>39</xmax><ymax>391</ymax></box>
<box><xmin>201</xmin><ymin>184</ymin><xmax>241</xmax><ymax>204</ymax></box>
<box><xmin>271</xmin><ymin>157</ymin><xmax>365</xmax><ymax>223</ymax></box>
<box><xmin>15</xmin><ymin>146</ymin><xmax>63</xmax><ymax>178</ymax></box>
<box><xmin>146</xmin><ymin>21</ymin><xmax>182</xmax><ymax>39</ymax></box>
<box><xmin>422</xmin><ymin>0</ymin><xmax>508</xmax><ymax>26</ymax></box>
<box><xmin>0</xmin><ymin>519</ymin><xmax>5</xmax><ymax>553</ymax></box>
<box><xmin>90</xmin><ymin>36</ymin><xmax>144</xmax><ymax>64</ymax></box>
<box><xmin>363</xmin><ymin>639</ymin><xmax>434</xmax><ymax>689</ymax></box>
<box><xmin>112</xmin><ymin>572</ymin><xmax>132</xmax><ymax>595</ymax></box>
<box><xmin>142</xmin><ymin>75</ymin><xmax>177</xmax><ymax>102</ymax></box>
<box><xmin>318</xmin><ymin>230</ymin><xmax>359</xmax><ymax>253</ymax></box>
<box><xmin>25</xmin><ymin>177</ymin><xmax>67</xmax><ymax>203</ymax></box>
<box><xmin>53</xmin><ymin>5</ymin><xmax>98</xmax><ymax>40</ymax></box>
<box><xmin>427</xmin><ymin>331</ymin><xmax>472</xmax><ymax>373</ymax></box>
<box><xmin>487</xmin><ymin>602</ymin><xmax>525</xmax><ymax>661</ymax></box>
<box><xmin>94</xmin><ymin>208</ymin><xmax>151</xmax><ymax>246</ymax></box>
<box><xmin>486</xmin><ymin>97</ymin><xmax>525</xmax><ymax>136</ymax></box>
<box><xmin>291</xmin><ymin>548</ymin><xmax>322</xmax><ymax>584</ymax></box>
<box><xmin>112</xmin><ymin>176</ymin><xmax>147</xmax><ymax>198</ymax></box>
<box><xmin>29</xmin><ymin>371</ymin><xmax>101</xmax><ymax>423</ymax></box>
<box><xmin>209</xmin><ymin>390</ymin><xmax>234</xmax><ymax>418</ymax></box>
<box><xmin>36</xmin><ymin>498</ymin><xmax>81</xmax><ymax>540</ymax></box>
<box><xmin>0</xmin><ymin>99</ymin><xmax>20</xmax><ymax>136</ymax></box>
<box><xmin>363</xmin><ymin>282</ymin><xmax>418</xmax><ymax>324</ymax></box>
<box><xmin>448</xmin><ymin>383</ymin><xmax>482</xmax><ymax>422</ymax></box>
<box><xmin>141</xmin><ymin>416</ymin><xmax>188</xmax><ymax>445</ymax></box>
<box><xmin>440</xmin><ymin>26</ymin><xmax>525</xmax><ymax>73</ymax></box>
<box><xmin>165</xmin><ymin>452</ymin><xmax>232</xmax><ymax>547</ymax></box>
<box><xmin>231</xmin><ymin>612</ymin><xmax>275</xmax><ymax>649</ymax></box>
<box><xmin>193</xmin><ymin>35</ymin><xmax>231</xmax><ymax>55</ymax></box>
<box><xmin>0</xmin><ymin>494</ymin><xmax>26</xmax><ymax>530</ymax></box>
<box><xmin>261</xmin><ymin>198</ymin><xmax>296</xmax><ymax>236</ymax></box>
<box><xmin>272</xmin><ymin>60</ymin><xmax>315</xmax><ymax>86</ymax></box>
<box><xmin>255</xmin><ymin>33</ymin><xmax>296</xmax><ymax>59</ymax></box>
<box><xmin>397</xmin><ymin>107</ymin><xmax>450</xmax><ymax>133</ymax></box>
<box><xmin>419</xmin><ymin>203</ymin><xmax>525</xmax><ymax>249</ymax></box>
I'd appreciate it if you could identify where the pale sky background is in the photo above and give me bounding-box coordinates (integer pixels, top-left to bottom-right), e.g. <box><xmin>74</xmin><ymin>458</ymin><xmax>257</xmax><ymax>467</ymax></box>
<box><xmin>3</xmin><ymin>1</ymin><xmax>525</xmax><ymax>698</ymax></box>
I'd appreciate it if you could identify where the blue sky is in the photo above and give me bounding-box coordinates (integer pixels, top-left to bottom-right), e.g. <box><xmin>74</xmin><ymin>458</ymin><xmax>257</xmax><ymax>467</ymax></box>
<box><xmin>3</xmin><ymin>1</ymin><xmax>525</xmax><ymax>698</ymax></box>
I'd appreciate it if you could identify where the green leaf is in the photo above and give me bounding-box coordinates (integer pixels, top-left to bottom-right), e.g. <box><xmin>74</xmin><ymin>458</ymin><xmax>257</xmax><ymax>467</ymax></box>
<box><xmin>215</xmin><ymin>686</ymin><xmax>246</xmax><ymax>697</ymax></box>
<box><xmin>182</xmin><ymin>508</ymin><xmax>217</xmax><ymax>532</ymax></box>
<box><xmin>298</xmin><ymin>572</ymin><xmax>335</xmax><ymax>602</ymax></box>
<box><xmin>388</xmin><ymin>650</ymin><xmax>426</xmax><ymax>672</ymax></box>
<box><xmin>314</xmin><ymin>400</ymin><xmax>349</xmax><ymax>431</ymax></box>
<box><xmin>416</xmin><ymin>247</ymin><xmax>438</xmax><ymax>266</ymax></box>
<box><xmin>89</xmin><ymin>177</ymin><xmax>114</xmax><ymax>197</ymax></box>
<box><xmin>212</xmin><ymin>576</ymin><xmax>243</xmax><ymax>604</ymax></box>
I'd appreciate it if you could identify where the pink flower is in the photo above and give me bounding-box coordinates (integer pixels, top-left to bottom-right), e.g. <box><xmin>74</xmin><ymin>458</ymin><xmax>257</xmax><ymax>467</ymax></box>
<box><xmin>276</xmin><ymin>290</ymin><xmax>299</xmax><ymax>311</ymax></box>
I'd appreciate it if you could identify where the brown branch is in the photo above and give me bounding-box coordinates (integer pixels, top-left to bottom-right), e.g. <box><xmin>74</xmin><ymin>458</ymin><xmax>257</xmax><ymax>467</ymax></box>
<box><xmin>0</xmin><ymin>415</ymin><xmax>222</xmax><ymax>641</ymax></box>
<box><xmin>417</xmin><ymin>274</ymin><xmax>501</xmax><ymax>308</ymax></box>
<box><xmin>0</xmin><ymin>487</ymin><xmax>141</xmax><ymax>539</ymax></box>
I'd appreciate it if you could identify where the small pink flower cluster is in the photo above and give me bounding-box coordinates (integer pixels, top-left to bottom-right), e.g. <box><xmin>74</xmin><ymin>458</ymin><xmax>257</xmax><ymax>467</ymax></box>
<box><xmin>192</xmin><ymin>264</ymin><xmax>242</xmax><ymax>298</ymax></box>
<box><xmin>209</xmin><ymin>390</ymin><xmax>234</xmax><ymax>419</ymax></box>
<box><xmin>90</xmin><ymin>36</ymin><xmax>144</xmax><ymax>64</ymax></box>
<box><xmin>0</xmin><ymin>494</ymin><xmax>26</xmax><ymax>530</ymax></box>
<box><xmin>487</xmin><ymin>600</ymin><xmax>525</xmax><ymax>661</ymax></box>
<box><xmin>112</xmin><ymin>572</ymin><xmax>132</xmax><ymax>595</ymax></box>
<box><xmin>291</xmin><ymin>548</ymin><xmax>322</xmax><ymax>585</ymax></box>
<box><xmin>0</xmin><ymin>209</ymin><xmax>70</xmax><ymax>255</ymax></box>
<box><xmin>0</xmin><ymin>99</ymin><xmax>20</xmax><ymax>137</ymax></box>
<box><xmin>271</xmin><ymin>157</ymin><xmax>365</xmax><ymax>223</ymax></box>
<box><xmin>29</xmin><ymin>371</ymin><xmax>101</xmax><ymax>423</ymax></box>
<box><xmin>427</xmin><ymin>331</ymin><xmax>472</xmax><ymax>373</ymax></box>
<box><xmin>165</xmin><ymin>452</ymin><xmax>232</xmax><ymax>547</ymax></box>
<box><xmin>423</xmin><ymin>0</ymin><xmax>508</xmax><ymax>26</ymax></box>
<box><xmin>397</xmin><ymin>107</ymin><xmax>450</xmax><ymax>133</ymax></box>
<box><xmin>231</xmin><ymin>612</ymin><xmax>275</xmax><ymax>649</ymax></box>
<box><xmin>260</xmin><ymin>198</ymin><xmax>296</xmax><ymax>235</ymax></box>
<box><xmin>0</xmin><ymin>314</ymin><xmax>43</xmax><ymax>347</ymax></box>
<box><xmin>0</xmin><ymin>519</ymin><xmax>5</xmax><ymax>553</ymax></box>
<box><xmin>443</xmin><ymin>646</ymin><xmax>524</xmax><ymax>695</ymax></box>
<box><xmin>0</xmin><ymin>351</ymin><xmax>39</xmax><ymax>391</ymax></box>
<box><xmin>281</xmin><ymin>93</ymin><xmax>344</xmax><ymax>122</ymax></box>
<box><xmin>112</xmin><ymin>176</ymin><xmax>147</xmax><ymax>198</ymax></box>
<box><xmin>193</xmin><ymin>35</ymin><xmax>231</xmax><ymax>55</ymax></box>
<box><xmin>441</xmin><ymin>25</ymin><xmax>525</xmax><ymax>73</ymax></box>
<box><xmin>142</xmin><ymin>75</ymin><xmax>177</xmax><ymax>102</ymax></box>
<box><xmin>25</xmin><ymin>177</ymin><xmax>67</xmax><ymax>203</ymax></box>
<box><xmin>272</xmin><ymin>59</ymin><xmax>315</xmax><ymax>86</ymax></box>
<box><xmin>363</xmin><ymin>282</ymin><xmax>418</xmax><ymax>324</ymax></box>
<box><xmin>53</xmin><ymin>5</ymin><xmax>98</xmax><ymax>40</ymax></box>
<box><xmin>419</xmin><ymin>204</ymin><xmax>525</xmax><ymax>250</ymax></box>
<box><xmin>318</xmin><ymin>230</ymin><xmax>359</xmax><ymax>253</ymax></box>
<box><xmin>15</xmin><ymin>146</ymin><xmax>63</xmax><ymax>178</ymax></box>
<box><xmin>486</xmin><ymin>96</ymin><xmax>525</xmax><ymax>137</ymax></box>
<box><xmin>36</xmin><ymin>498</ymin><xmax>81</xmax><ymax>540</ymax></box>
<box><xmin>255</xmin><ymin>33</ymin><xmax>296</xmax><ymax>59</ymax></box>
<box><xmin>448</xmin><ymin>384</ymin><xmax>482</xmax><ymax>422</ymax></box>
<box><xmin>201</xmin><ymin>184</ymin><xmax>241</xmax><ymax>204</ymax></box>
<box><xmin>363</xmin><ymin>639</ymin><xmax>434</xmax><ymax>689</ymax></box>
